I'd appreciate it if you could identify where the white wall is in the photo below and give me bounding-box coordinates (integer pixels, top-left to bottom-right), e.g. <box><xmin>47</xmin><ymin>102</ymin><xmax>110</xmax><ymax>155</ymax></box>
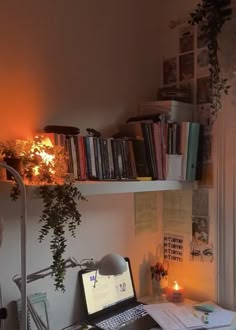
<box><xmin>0</xmin><ymin>0</ymin><xmax>226</xmax><ymax>328</ymax></box>
<box><xmin>0</xmin><ymin>190</ymin><xmax>162</xmax><ymax>329</ymax></box>
<box><xmin>0</xmin><ymin>1</ymin><xmax>164</xmax><ymax>329</ymax></box>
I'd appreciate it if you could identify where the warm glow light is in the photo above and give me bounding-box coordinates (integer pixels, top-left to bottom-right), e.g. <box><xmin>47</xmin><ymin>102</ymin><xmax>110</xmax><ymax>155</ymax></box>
<box><xmin>31</xmin><ymin>136</ymin><xmax>55</xmax><ymax>176</ymax></box>
<box><xmin>173</xmin><ymin>280</ymin><xmax>180</xmax><ymax>290</ymax></box>
<box><xmin>167</xmin><ymin>280</ymin><xmax>184</xmax><ymax>302</ymax></box>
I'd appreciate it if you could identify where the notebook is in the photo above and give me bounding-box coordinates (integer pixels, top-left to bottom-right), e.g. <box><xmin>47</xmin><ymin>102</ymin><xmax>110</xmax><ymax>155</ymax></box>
<box><xmin>78</xmin><ymin>257</ymin><xmax>160</xmax><ymax>330</ymax></box>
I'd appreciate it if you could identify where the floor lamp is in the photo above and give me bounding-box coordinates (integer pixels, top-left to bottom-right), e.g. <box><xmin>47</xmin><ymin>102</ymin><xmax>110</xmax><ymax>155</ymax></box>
<box><xmin>0</xmin><ymin>163</ymin><xmax>27</xmax><ymax>330</ymax></box>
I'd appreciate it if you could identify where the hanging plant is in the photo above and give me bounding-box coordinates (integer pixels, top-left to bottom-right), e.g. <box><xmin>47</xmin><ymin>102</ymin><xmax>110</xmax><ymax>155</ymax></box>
<box><xmin>189</xmin><ymin>0</ymin><xmax>232</xmax><ymax>123</ymax></box>
<box><xmin>1</xmin><ymin>135</ymin><xmax>86</xmax><ymax>291</ymax></box>
<box><xmin>39</xmin><ymin>183</ymin><xmax>86</xmax><ymax>292</ymax></box>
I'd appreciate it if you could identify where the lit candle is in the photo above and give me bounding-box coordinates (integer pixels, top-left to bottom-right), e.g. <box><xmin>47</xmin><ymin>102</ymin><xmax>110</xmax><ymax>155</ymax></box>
<box><xmin>167</xmin><ymin>280</ymin><xmax>184</xmax><ymax>302</ymax></box>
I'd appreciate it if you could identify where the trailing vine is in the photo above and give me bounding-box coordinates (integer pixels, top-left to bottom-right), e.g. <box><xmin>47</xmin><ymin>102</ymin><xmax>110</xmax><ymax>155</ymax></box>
<box><xmin>189</xmin><ymin>0</ymin><xmax>232</xmax><ymax>123</ymax></box>
<box><xmin>39</xmin><ymin>183</ymin><xmax>86</xmax><ymax>291</ymax></box>
<box><xmin>1</xmin><ymin>136</ymin><xmax>87</xmax><ymax>291</ymax></box>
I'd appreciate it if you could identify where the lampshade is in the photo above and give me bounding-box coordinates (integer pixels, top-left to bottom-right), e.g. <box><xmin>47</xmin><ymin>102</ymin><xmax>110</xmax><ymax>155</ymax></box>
<box><xmin>96</xmin><ymin>253</ymin><xmax>127</xmax><ymax>275</ymax></box>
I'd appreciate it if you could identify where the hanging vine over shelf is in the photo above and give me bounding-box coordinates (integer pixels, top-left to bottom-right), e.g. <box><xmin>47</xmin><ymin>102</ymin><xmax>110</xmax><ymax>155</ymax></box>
<box><xmin>189</xmin><ymin>0</ymin><xmax>232</xmax><ymax>124</ymax></box>
<box><xmin>39</xmin><ymin>183</ymin><xmax>86</xmax><ymax>292</ymax></box>
<box><xmin>0</xmin><ymin>136</ymin><xmax>87</xmax><ymax>291</ymax></box>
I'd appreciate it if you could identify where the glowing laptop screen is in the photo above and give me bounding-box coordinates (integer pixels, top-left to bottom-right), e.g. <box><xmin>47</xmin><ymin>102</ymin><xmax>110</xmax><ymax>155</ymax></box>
<box><xmin>81</xmin><ymin>261</ymin><xmax>135</xmax><ymax>315</ymax></box>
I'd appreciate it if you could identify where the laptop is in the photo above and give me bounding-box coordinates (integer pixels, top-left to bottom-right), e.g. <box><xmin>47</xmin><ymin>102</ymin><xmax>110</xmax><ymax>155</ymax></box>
<box><xmin>78</xmin><ymin>257</ymin><xmax>160</xmax><ymax>330</ymax></box>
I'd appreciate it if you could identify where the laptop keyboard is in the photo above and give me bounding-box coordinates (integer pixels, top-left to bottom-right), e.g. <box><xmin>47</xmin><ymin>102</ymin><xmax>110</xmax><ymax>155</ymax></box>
<box><xmin>96</xmin><ymin>304</ymin><xmax>148</xmax><ymax>330</ymax></box>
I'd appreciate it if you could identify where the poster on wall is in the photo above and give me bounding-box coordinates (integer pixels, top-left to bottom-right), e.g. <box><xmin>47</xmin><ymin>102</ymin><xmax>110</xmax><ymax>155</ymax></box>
<box><xmin>134</xmin><ymin>192</ymin><xmax>160</xmax><ymax>234</ymax></box>
<box><xmin>197</xmin><ymin>103</ymin><xmax>211</xmax><ymax>126</ymax></box>
<box><xmin>179</xmin><ymin>52</ymin><xmax>194</xmax><ymax>81</ymax></box>
<box><xmin>197</xmin><ymin>23</ymin><xmax>208</xmax><ymax>48</ymax></box>
<box><xmin>190</xmin><ymin>242</ymin><xmax>214</xmax><ymax>262</ymax></box>
<box><xmin>197</xmin><ymin>76</ymin><xmax>212</xmax><ymax>104</ymax></box>
<box><xmin>192</xmin><ymin>188</ymin><xmax>209</xmax><ymax>216</ymax></box>
<box><xmin>163</xmin><ymin>190</ymin><xmax>192</xmax><ymax>235</ymax></box>
<box><xmin>164</xmin><ymin>233</ymin><xmax>184</xmax><ymax>262</ymax></box>
<box><xmin>179</xmin><ymin>80</ymin><xmax>194</xmax><ymax>103</ymax></box>
<box><xmin>191</xmin><ymin>188</ymin><xmax>213</xmax><ymax>262</ymax></box>
<box><xmin>163</xmin><ymin>57</ymin><xmax>177</xmax><ymax>85</ymax></box>
<box><xmin>179</xmin><ymin>25</ymin><xmax>194</xmax><ymax>53</ymax></box>
<box><xmin>192</xmin><ymin>216</ymin><xmax>209</xmax><ymax>243</ymax></box>
<box><xmin>196</xmin><ymin>48</ymin><xmax>209</xmax><ymax>78</ymax></box>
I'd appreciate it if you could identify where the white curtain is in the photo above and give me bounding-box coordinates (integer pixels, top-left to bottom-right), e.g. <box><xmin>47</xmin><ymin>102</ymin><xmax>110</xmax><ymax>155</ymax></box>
<box><xmin>216</xmin><ymin>16</ymin><xmax>236</xmax><ymax>309</ymax></box>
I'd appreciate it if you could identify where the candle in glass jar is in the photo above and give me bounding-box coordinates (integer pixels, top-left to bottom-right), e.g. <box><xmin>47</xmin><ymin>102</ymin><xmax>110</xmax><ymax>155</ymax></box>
<box><xmin>167</xmin><ymin>281</ymin><xmax>184</xmax><ymax>302</ymax></box>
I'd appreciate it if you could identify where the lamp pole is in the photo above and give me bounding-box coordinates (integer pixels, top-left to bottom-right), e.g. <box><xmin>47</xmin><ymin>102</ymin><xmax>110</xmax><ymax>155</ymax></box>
<box><xmin>0</xmin><ymin>163</ymin><xmax>27</xmax><ymax>330</ymax></box>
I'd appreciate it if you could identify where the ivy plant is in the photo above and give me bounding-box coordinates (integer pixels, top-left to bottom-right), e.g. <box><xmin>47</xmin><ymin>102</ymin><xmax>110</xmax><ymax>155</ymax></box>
<box><xmin>2</xmin><ymin>136</ymin><xmax>86</xmax><ymax>291</ymax></box>
<box><xmin>39</xmin><ymin>183</ymin><xmax>86</xmax><ymax>291</ymax></box>
<box><xmin>189</xmin><ymin>0</ymin><xmax>232</xmax><ymax>123</ymax></box>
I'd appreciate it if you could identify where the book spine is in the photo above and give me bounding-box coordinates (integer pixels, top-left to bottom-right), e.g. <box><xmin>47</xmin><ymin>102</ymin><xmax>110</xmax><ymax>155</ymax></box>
<box><xmin>71</xmin><ymin>136</ymin><xmax>80</xmax><ymax>179</ymax></box>
<box><xmin>132</xmin><ymin>139</ymin><xmax>150</xmax><ymax>177</ymax></box>
<box><xmin>107</xmin><ymin>138</ymin><xmax>115</xmax><ymax>179</ymax></box>
<box><xmin>84</xmin><ymin>136</ymin><xmax>92</xmax><ymax>179</ymax></box>
<box><xmin>128</xmin><ymin>139</ymin><xmax>137</xmax><ymax>178</ymax></box>
<box><xmin>153</xmin><ymin>122</ymin><xmax>164</xmax><ymax>180</ymax></box>
<box><xmin>78</xmin><ymin>136</ymin><xmax>87</xmax><ymax>180</ymax></box>
<box><xmin>180</xmin><ymin>122</ymin><xmax>190</xmax><ymax>181</ymax></box>
<box><xmin>89</xmin><ymin>136</ymin><xmax>96</xmax><ymax>179</ymax></box>
<box><xmin>186</xmin><ymin>122</ymin><xmax>200</xmax><ymax>181</ymax></box>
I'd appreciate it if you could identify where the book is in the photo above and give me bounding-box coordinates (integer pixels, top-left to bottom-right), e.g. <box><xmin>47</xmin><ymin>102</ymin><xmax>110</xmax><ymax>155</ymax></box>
<box><xmin>186</xmin><ymin>122</ymin><xmax>200</xmax><ymax>181</ymax></box>
<box><xmin>180</xmin><ymin>122</ymin><xmax>190</xmax><ymax>181</ymax></box>
<box><xmin>139</xmin><ymin>100</ymin><xmax>194</xmax><ymax>123</ymax></box>
<box><xmin>78</xmin><ymin>136</ymin><xmax>87</xmax><ymax>180</ymax></box>
<box><xmin>118</xmin><ymin>122</ymin><xmax>143</xmax><ymax>139</ymax></box>
<box><xmin>165</xmin><ymin>154</ymin><xmax>183</xmax><ymax>180</ymax></box>
<box><xmin>132</xmin><ymin>139</ymin><xmax>150</xmax><ymax>178</ymax></box>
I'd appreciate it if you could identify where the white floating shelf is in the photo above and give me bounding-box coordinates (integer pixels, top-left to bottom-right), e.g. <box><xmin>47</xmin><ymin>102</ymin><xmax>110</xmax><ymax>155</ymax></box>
<box><xmin>0</xmin><ymin>180</ymin><xmax>197</xmax><ymax>198</ymax></box>
<box><xmin>72</xmin><ymin>180</ymin><xmax>196</xmax><ymax>196</ymax></box>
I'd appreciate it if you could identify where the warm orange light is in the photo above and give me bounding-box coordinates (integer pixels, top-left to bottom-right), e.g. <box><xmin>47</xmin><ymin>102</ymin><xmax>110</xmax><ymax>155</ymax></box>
<box><xmin>173</xmin><ymin>281</ymin><xmax>180</xmax><ymax>290</ymax></box>
<box><xmin>167</xmin><ymin>280</ymin><xmax>184</xmax><ymax>302</ymax></box>
<box><xmin>31</xmin><ymin>136</ymin><xmax>55</xmax><ymax>176</ymax></box>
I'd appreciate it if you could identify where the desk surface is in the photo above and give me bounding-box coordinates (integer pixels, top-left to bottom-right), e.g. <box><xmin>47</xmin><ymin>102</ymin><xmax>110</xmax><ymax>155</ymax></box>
<box><xmin>138</xmin><ymin>296</ymin><xmax>236</xmax><ymax>330</ymax></box>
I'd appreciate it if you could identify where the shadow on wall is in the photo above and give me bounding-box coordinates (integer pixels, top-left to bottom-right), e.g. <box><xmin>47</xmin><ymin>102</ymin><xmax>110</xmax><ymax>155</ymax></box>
<box><xmin>138</xmin><ymin>253</ymin><xmax>154</xmax><ymax>298</ymax></box>
<box><xmin>71</xmin><ymin>273</ymin><xmax>87</xmax><ymax>324</ymax></box>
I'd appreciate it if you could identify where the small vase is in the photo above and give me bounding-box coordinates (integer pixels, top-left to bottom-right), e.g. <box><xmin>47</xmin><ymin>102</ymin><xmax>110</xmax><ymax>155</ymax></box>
<box><xmin>3</xmin><ymin>157</ymin><xmax>23</xmax><ymax>180</ymax></box>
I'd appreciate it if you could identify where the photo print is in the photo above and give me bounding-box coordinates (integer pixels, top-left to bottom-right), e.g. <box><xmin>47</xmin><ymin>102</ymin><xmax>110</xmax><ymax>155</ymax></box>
<box><xmin>197</xmin><ymin>22</ymin><xmax>208</xmax><ymax>48</ymax></box>
<box><xmin>197</xmin><ymin>104</ymin><xmax>211</xmax><ymax>126</ymax></box>
<box><xmin>192</xmin><ymin>216</ymin><xmax>209</xmax><ymax>244</ymax></box>
<box><xmin>196</xmin><ymin>48</ymin><xmax>209</xmax><ymax>78</ymax></box>
<box><xmin>163</xmin><ymin>57</ymin><xmax>177</xmax><ymax>85</ymax></box>
<box><xmin>197</xmin><ymin>76</ymin><xmax>212</xmax><ymax>104</ymax></box>
<box><xmin>179</xmin><ymin>80</ymin><xmax>194</xmax><ymax>103</ymax></box>
<box><xmin>179</xmin><ymin>52</ymin><xmax>194</xmax><ymax>81</ymax></box>
<box><xmin>179</xmin><ymin>25</ymin><xmax>194</xmax><ymax>53</ymax></box>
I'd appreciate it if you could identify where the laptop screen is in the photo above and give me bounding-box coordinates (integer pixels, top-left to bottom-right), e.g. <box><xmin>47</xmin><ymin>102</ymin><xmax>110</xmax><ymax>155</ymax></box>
<box><xmin>80</xmin><ymin>259</ymin><xmax>136</xmax><ymax>316</ymax></box>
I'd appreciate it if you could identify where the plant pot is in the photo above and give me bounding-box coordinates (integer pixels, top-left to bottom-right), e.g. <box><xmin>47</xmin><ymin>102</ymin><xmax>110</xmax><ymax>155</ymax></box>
<box><xmin>3</xmin><ymin>157</ymin><xmax>23</xmax><ymax>180</ymax></box>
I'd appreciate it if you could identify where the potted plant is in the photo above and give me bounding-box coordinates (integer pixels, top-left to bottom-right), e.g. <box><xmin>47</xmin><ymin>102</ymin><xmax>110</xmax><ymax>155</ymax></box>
<box><xmin>2</xmin><ymin>135</ymin><xmax>86</xmax><ymax>291</ymax></box>
<box><xmin>0</xmin><ymin>139</ymin><xmax>27</xmax><ymax>180</ymax></box>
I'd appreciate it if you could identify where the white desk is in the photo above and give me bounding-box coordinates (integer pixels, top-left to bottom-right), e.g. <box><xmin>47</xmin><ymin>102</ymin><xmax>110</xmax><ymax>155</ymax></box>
<box><xmin>138</xmin><ymin>296</ymin><xmax>236</xmax><ymax>330</ymax></box>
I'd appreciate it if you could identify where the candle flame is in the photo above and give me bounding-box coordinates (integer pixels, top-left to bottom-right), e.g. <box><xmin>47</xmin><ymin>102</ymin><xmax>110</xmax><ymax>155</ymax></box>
<box><xmin>173</xmin><ymin>281</ymin><xmax>180</xmax><ymax>290</ymax></box>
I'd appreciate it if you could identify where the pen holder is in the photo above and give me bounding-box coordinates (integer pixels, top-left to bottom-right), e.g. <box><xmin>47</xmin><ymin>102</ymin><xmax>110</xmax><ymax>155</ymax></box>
<box><xmin>167</xmin><ymin>280</ymin><xmax>184</xmax><ymax>303</ymax></box>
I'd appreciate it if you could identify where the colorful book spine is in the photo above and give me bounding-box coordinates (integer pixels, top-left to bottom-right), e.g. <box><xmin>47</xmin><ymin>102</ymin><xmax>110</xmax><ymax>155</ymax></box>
<box><xmin>186</xmin><ymin>122</ymin><xmax>200</xmax><ymax>181</ymax></box>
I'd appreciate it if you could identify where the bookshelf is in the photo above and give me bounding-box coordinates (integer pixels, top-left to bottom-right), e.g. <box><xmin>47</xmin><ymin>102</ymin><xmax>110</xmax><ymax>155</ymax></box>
<box><xmin>0</xmin><ymin>180</ymin><xmax>196</xmax><ymax>197</ymax></box>
<box><xmin>74</xmin><ymin>180</ymin><xmax>196</xmax><ymax>196</ymax></box>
